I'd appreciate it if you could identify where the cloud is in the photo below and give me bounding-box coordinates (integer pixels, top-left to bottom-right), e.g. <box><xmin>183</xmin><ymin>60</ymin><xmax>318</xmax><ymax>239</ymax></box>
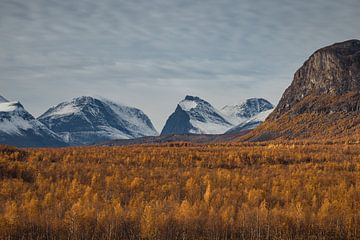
<box><xmin>0</xmin><ymin>0</ymin><xmax>359</xmax><ymax>130</ymax></box>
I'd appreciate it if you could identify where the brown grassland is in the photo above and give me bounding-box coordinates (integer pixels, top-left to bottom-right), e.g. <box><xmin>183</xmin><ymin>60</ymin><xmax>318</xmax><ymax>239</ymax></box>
<box><xmin>1</xmin><ymin>142</ymin><xmax>360</xmax><ymax>239</ymax></box>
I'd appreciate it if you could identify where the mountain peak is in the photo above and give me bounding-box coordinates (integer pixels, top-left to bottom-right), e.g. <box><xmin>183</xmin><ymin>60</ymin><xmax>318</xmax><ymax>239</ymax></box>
<box><xmin>318</xmin><ymin>39</ymin><xmax>360</xmax><ymax>54</ymax></box>
<box><xmin>184</xmin><ymin>95</ymin><xmax>201</xmax><ymax>101</ymax></box>
<box><xmin>162</xmin><ymin>96</ymin><xmax>232</xmax><ymax>135</ymax></box>
<box><xmin>221</xmin><ymin>97</ymin><xmax>274</xmax><ymax>123</ymax></box>
<box><xmin>38</xmin><ymin>96</ymin><xmax>158</xmax><ymax>145</ymax></box>
<box><xmin>269</xmin><ymin>39</ymin><xmax>360</xmax><ymax>120</ymax></box>
<box><xmin>242</xmin><ymin>40</ymin><xmax>360</xmax><ymax>141</ymax></box>
<box><xmin>0</xmin><ymin>99</ymin><xmax>65</xmax><ymax>147</ymax></box>
<box><xmin>71</xmin><ymin>96</ymin><xmax>98</xmax><ymax>105</ymax></box>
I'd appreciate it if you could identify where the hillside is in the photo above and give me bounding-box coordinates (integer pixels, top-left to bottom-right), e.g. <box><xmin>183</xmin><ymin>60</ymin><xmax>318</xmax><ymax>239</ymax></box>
<box><xmin>242</xmin><ymin>39</ymin><xmax>360</xmax><ymax>141</ymax></box>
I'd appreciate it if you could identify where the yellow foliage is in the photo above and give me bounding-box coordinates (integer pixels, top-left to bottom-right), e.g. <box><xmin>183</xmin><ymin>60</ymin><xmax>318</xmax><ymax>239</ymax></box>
<box><xmin>0</xmin><ymin>142</ymin><xmax>360</xmax><ymax>239</ymax></box>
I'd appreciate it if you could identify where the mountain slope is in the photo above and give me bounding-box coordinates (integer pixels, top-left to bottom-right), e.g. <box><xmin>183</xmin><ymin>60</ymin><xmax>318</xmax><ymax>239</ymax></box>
<box><xmin>226</xmin><ymin>109</ymin><xmax>273</xmax><ymax>134</ymax></box>
<box><xmin>38</xmin><ymin>96</ymin><xmax>158</xmax><ymax>145</ymax></box>
<box><xmin>221</xmin><ymin>98</ymin><xmax>274</xmax><ymax>125</ymax></box>
<box><xmin>161</xmin><ymin>96</ymin><xmax>233</xmax><ymax>135</ymax></box>
<box><xmin>0</xmin><ymin>97</ymin><xmax>66</xmax><ymax>147</ymax></box>
<box><xmin>241</xmin><ymin>39</ymin><xmax>360</xmax><ymax>141</ymax></box>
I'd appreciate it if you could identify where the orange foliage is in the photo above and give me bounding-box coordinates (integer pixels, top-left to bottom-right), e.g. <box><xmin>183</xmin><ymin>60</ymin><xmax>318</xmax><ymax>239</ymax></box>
<box><xmin>0</xmin><ymin>142</ymin><xmax>360</xmax><ymax>239</ymax></box>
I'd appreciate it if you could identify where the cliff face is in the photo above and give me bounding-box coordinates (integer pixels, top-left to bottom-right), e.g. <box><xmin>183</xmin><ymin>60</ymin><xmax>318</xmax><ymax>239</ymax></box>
<box><xmin>242</xmin><ymin>40</ymin><xmax>360</xmax><ymax>141</ymax></box>
<box><xmin>269</xmin><ymin>39</ymin><xmax>360</xmax><ymax>120</ymax></box>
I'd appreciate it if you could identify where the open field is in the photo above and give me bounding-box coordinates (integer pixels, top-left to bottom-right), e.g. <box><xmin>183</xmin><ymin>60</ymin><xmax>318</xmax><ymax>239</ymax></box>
<box><xmin>1</xmin><ymin>142</ymin><xmax>360</xmax><ymax>239</ymax></box>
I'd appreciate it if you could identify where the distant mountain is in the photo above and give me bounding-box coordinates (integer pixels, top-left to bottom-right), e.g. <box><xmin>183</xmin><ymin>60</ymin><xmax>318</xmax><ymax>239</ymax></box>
<box><xmin>226</xmin><ymin>109</ymin><xmax>273</xmax><ymax>134</ymax></box>
<box><xmin>0</xmin><ymin>96</ymin><xmax>66</xmax><ymax>147</ymax></box>
<box><xmin>161</xmin><ymin>96</ymin><xmax>233</xmax><ymax>135</ymax></box>
<box><xmin>221</xmin><ymin>98</ymin><xmax>274</xmax><ymax>125</ymax></box>
<box><xmin>161</xmin><ymin>96</ymin><xmax>273</xmax><ymax>135</ymax></box>
<box><xmin>242</xmin><ymin>39</ymin><xmax>360</xmax><ymax>141</ymax></box>
<box><xmin>38</xmin><ymin>96</ymin><xmax>158</xmax><ymax>145</ymax></box>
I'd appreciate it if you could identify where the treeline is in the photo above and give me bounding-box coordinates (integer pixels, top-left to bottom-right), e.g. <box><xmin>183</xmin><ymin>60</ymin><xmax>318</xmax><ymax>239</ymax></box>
<box><xmin>1</xmin><ymin>142</ymin><xmax>360</xmax><ymax>239</ymax></box>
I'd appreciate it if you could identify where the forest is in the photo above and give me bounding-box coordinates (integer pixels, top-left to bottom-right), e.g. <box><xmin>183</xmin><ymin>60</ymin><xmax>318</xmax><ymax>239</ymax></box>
<box><xmin>1</xmin><ymin>141</ymin><xmax>360</xmax><ymax>239</ymax></box>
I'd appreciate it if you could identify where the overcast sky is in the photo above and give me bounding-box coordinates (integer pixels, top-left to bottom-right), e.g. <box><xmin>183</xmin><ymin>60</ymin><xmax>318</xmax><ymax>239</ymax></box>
<box><xmin>1</xmin><ymin>0</ymin><xmax>359</xmax><ymax>131</ymax></box>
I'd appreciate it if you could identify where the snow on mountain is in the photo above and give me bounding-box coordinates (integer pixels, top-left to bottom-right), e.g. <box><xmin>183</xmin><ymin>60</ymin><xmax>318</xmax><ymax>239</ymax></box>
<box><xmin>38</xmin><ymin>96</ymin><xmax>158</xmax><ymax>145</ymax></box>
<box><xmin>0</xmin><ymin>100</ymin><xmax>66</xmax><ymax>147</ymax></box>
<box><xmin>161</xmin><ymin>96</ymin><xmax>233</xmax><ymax>135</ymax></box>
<box><xmin>226</xmin><ymin>109</ymin><xmax>274</xmax><ymax>134</ymax></box>
<box><xmin>220</xmin><ymin>98</ymin><xmax>274</xmax><ymax>125</ymax></box>
<box><xmin>0</xmin><ymin>101</ymin><xmax>20</xmax><ymax>112</ymax></box>
<box><xmin>162</xmin><ymin>96</ymin><xmax>274</xmax><ymax>135</ymax></box>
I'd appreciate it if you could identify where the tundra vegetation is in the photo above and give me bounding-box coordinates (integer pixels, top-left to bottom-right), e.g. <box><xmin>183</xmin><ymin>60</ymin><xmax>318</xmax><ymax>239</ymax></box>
<box><xmin>1</xmin><ymin>142</ymin><xmax>360</xmax><ymax>239</ymax></box>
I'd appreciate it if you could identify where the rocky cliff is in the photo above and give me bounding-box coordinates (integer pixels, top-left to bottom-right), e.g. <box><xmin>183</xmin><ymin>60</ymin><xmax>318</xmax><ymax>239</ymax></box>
<box><xmin>243</xmin><ymin>39</ymin><xmax>360</xmax><ymax>141</ymax></box>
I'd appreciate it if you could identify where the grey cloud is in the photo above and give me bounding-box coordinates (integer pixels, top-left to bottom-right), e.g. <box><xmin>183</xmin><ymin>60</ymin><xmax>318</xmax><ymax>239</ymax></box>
<box><xmin>0</xmin><ymin>0</ymin><xmax>359</xmax><ymax>130</ymax></box>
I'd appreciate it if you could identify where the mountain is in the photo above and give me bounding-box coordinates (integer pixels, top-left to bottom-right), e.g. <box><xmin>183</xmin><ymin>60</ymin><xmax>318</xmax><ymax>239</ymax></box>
<box><xmin>221</xmin><ymin>98</ymin><xmax>274</xmax><ymax>125</ymax></box>
<box><xmin>161</xmin><ymin>96</ymin><xmax>273</xmax><ymax>135</ymax></box>
<box><xmin>0</xmin><ymin>96</ymin><xmax>66</xmax><ymax>147</ymax></box>
<box><xmin>38</xmin><ymin>96</ymin><xmax>158</xmax><ymax>145</ymax></box>
<box><xmin>226</xmin><ymin>109</ymin><xmax>273</xmax><ymax>134</ymax></box>
<box><xmin>242</xmin><ymin>39</ymin><xmax>360</xmax><ymax>141</ymax></box>
<box><xmin>161</xmin><ymin>96</ymin><xmax>233</xmax><ymax>135</ymax></box>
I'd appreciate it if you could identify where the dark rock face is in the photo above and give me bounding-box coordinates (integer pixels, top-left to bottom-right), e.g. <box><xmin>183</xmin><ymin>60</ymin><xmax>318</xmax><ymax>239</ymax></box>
<box><xmin>161</xmin><ymin>105</ymin><xmax>193</xmax><ymax>135</ymax></box>
<box><xmin>161</xmin><ymin>95</ymin><xmax>233</xmax><ymax>135</ymax></box>
<box><xmin>269</xmin><ymin>39</ymin><xmax>360</xmax><ymax>120</ymax></box>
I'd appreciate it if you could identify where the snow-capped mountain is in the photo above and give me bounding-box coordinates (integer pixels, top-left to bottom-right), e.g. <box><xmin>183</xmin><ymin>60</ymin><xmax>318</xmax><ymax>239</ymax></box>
<box><xmin>226</xmin><ymin>109</ymin><xmax>273</xmax><ymax>134</ymax></box>
<box><xmin>0</xmin><ymin>96</ymin><xmax>66</xmax><ymax>147</ymax></box>
<box><xmin>220</xmin><ymin>98</ymin><xmax>274</xmax><ymax>125</ymax></box>
<box><xmin>161</xmin><ymin>96</ymin><xmax>233</xmax><ymax>135</ymax></box>
<box><xmin>38</xmin><ymin>96</ymin><xmax>158</xmax><ymax>145</ymax></box>
<box><xmin>161</xmin><ymin>96</ymin><xmax>274</xmax><ymax>135</ymax></box>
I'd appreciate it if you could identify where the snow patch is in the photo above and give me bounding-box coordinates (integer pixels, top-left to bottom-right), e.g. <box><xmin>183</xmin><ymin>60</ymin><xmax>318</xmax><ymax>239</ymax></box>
<box><xmin>0</xmin><ymin>102</ymin><xmax>21</xmax><ymax>112</ymax></box>
<box><xmin>250</xmin><ymin>109</ymin><xmax>273</xmax><ymax>122</ymax></box>
<box><xmin>179</xmin><ymin>100</ymin><xmax>198</xmax><ymax>111</ymax></box>
<box><xmin>0</xmin><ymin>116</ymin><xmax>32</xmax><ymax>135</ymax></box>
<box><xmin>46</xmin><ymin>104</ymin><xmax>80</xmax><ymax>117</ymax></box>
<box><xmin>189</xmin><ymin>119</ymin><xmax>232</xmax><ymax>134</ymax></box>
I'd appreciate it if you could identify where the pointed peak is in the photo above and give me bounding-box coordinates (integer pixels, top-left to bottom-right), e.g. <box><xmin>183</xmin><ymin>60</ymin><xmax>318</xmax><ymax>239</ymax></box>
<box><xmin>179</xmin><ymin>95</ymin><xmax>213</xmax><ymax>111</ymax></box>
<box><xmin>184</xmin><ymin>95</ymin><xmax>201</xmax><ymax>101</ymax></box>
<box><xmin>71</xmin><ymin>96</ymin><xmax>96</xmax><ymax>103</ymax></box>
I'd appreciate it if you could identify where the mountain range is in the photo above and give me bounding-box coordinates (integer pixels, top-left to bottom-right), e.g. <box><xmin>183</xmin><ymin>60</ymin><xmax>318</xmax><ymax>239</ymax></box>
<box><xmin>0</xmin><ymin>95</ymin><xmax>272</xmax><ymax>147</ymax></box>
<box><xmin>3</xmin><ymin>39</ymin><xmax>357</xmax><ymax>146</ymax></box>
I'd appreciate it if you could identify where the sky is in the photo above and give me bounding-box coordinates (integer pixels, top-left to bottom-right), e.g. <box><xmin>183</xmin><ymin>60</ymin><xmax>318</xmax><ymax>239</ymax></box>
<box><xmin>0</xmin><ymin>0</ymin><xmax>359</xmax><ymax>131</ymax></box>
